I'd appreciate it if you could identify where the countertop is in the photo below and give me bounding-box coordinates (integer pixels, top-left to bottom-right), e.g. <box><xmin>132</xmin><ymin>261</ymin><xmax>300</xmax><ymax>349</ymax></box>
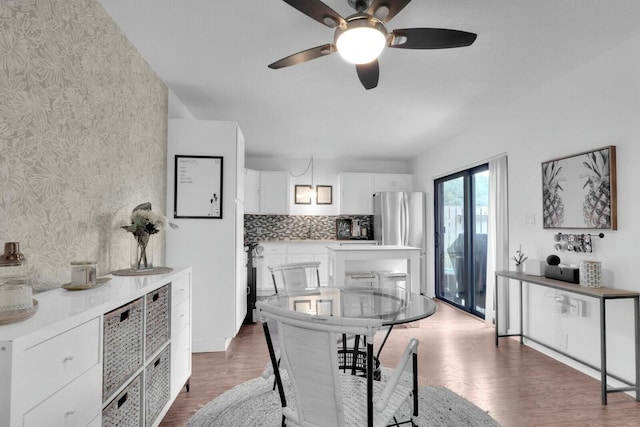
<box><xmin>0</xmin><ymin>266</ymin><xmax>191</xmax><ymax>344</ymax></box>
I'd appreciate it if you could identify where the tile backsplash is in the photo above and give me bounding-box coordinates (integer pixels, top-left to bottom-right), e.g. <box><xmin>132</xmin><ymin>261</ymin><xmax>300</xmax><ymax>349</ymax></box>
<box><xmin>245</xmin><ymin>215</ymin><xmax>373</xmax><ymax>243</ymax></box>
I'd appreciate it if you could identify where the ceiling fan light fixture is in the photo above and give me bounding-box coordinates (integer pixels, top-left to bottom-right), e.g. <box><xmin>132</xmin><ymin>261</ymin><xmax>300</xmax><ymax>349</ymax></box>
<box><xmin>335</xmin><ymin>16</ymin><xmax>387</xmax><ymax>65</ymax></box>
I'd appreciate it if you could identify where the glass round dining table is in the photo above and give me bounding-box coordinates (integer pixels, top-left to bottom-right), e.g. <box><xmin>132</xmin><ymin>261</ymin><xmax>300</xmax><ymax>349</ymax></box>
<box><xmin>263</xmin><ymin>286</ymin><xmax>437</xmax><ymax>379</ymax></box>
<box><xmin>261</xmin><ymin>286</ymin><xmax>437</xmax><ymax>374</ymax></box>
<box><xmin>261</xmin><ymin>286</ymin><xmax>437</xmax><ymax>326</ymax></box>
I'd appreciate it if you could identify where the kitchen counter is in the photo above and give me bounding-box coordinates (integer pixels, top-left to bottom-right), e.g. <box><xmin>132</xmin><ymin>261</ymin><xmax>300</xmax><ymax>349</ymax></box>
<box><xmin>252</xmin><ymin>240</ymin><xmax>378</xmax><ymax>297</ymax></box>
<box><xmin>327</xmin><ymin>245</ymin><xmax>421</xmax><ymax>293</ymax></box>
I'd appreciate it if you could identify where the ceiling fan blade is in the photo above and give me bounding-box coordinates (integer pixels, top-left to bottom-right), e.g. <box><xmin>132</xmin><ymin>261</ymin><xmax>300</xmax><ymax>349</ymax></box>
<box><xmin>389</xmin><ymin>28</ymin><xmax>477</xmax><ymax>49</ymax></box>
<box><xmin>366</xmin><ymin>0</ymin><xmax>412</xmax><ymax>23</ymax></box>
<box><xmin>282</xmin><ymin>0</ymin><xmax>345</xmax><ymax>28</ymax></box>
<box><xmin>268</xmin><ymin>44</ymin><xmax>336</xmax><ymax>69</ymax></box>
<box><xmin>356</xmin><ymin>60</ymin><xmax>379</xmax><ymax>90</ymax></box>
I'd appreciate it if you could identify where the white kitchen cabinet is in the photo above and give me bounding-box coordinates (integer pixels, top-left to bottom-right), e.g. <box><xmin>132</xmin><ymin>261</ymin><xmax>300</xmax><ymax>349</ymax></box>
<box><xmin>0</xmin><ymin>268</ymin><xmax>192</xmax><ymax>427</ymax></box>
<box><xmin>167</xmin><ymin>119</ymin><xmax>246</xmax><ymax>352</ymax></box>
<box><xmin>259</xmin><ymin>171</ymin><xmax>289</xmax><ymax>215</ymax></box>
<box><xmin>244</xmin><ymin>169</ymin><xmax>289</xmax><ymax>215</ymax></box>
<box><xmin>244</xmin><ymin>168</ymin><xmax>260</xmax><ymax>214</ymax></box>
<box><xmin>374</xmin><ymin>173</ymin><xmax>414</xmax><ymax>192</ymax></box>
<box><xmin>339</xmin><ymin>172</ymin><xmax>375</xmax><ymax>215</ymax></box>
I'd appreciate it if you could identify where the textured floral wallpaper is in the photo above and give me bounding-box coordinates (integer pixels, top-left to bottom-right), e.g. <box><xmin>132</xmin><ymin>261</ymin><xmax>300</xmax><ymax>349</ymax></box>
<box><xmin>0</xmin><ymin>0</ymin><xmax>168</xmax><ymax>289</ymax></box>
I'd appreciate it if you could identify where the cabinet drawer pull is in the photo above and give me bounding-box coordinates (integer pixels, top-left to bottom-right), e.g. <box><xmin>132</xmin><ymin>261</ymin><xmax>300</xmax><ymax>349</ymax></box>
<box><xmin>65</xmin><ymin>410</ymin><xmax>76</xmax><ymax>417</ymax></box>
<box><xmin>120</xmin><ymin>309</ymin><xmax>129</xmax><ymax>322</ymax></box>
<box><xmin>154</xmin><ymin>358</ymin><xmax>161</xmax><ymax>368</ymax></box>
<box><xmin>117</xmin><ymin>393</ymin><xmax>128</xmax><ymax>408</ymax></box>
<box><xmin>152</xmin><ymin>292</ymin><xmax>159</xmax><ymax>302</ymax></box>
<box><xmin>62</xmin><ymin>355</ymin><xmax>74</xmax><ymax>362</ymax></box>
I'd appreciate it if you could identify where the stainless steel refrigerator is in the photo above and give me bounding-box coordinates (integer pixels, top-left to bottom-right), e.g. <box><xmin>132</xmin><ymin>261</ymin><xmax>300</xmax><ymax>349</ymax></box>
<box><xmin>373</xmin><ymin>192</ymin><xmax>426</xmax><ymax>294</ymax></box>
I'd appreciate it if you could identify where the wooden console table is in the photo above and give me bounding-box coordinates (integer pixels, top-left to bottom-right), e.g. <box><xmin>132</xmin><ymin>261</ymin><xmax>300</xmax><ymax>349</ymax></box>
<box><xmin>494</xmin><ymin>270</ymin><xmax>640</xmax><ymax>405</ymax></box>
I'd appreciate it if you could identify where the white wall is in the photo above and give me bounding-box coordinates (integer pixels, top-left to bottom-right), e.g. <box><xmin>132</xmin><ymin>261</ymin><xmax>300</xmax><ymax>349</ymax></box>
<box><xmin>411</xmin><ymin>33</ymin><xmax>640</xmax><ymax>386</ymax></box>
<box><xmin>246</xmin><ymin>157</ymin><xmax>411</xmax><ymax>215</ymax></box>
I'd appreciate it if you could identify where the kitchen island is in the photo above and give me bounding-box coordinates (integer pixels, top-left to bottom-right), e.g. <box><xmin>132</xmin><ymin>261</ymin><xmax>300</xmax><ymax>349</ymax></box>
<box><xmin>327</xmin><ymin>245</ymin><xmax>421</xmax><ymax>293</ymax></box>
<box><xmin>253</xmin><ymin>240</ymin><xmax>378</xmax><ymax>296</ymax></box>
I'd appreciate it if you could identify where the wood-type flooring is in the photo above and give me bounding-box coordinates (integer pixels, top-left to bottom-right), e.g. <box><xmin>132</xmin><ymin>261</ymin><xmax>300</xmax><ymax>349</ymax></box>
<box><xmin>160</xmin><ymin>300</ymin><xmax>640</xmax><ymax>427</ymax></box>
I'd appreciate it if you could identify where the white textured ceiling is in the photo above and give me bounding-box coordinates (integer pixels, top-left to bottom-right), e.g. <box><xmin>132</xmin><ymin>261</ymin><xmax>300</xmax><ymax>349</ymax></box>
<box><xmin>98</xmin><ymin>0</ymin><xmax>640</xmax><ymax>160</ymax></box>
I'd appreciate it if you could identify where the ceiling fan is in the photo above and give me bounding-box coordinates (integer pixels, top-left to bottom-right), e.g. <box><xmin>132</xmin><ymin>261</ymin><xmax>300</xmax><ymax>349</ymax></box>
<box><xmin>268</xmin><ymin>0</ymin><xmax>477</xmax><ymax>90</ymax></box>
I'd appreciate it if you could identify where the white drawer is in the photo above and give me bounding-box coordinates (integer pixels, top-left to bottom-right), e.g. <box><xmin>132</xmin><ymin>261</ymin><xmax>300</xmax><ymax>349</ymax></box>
<box><xmin>171</xmin><ymin>298</ymin><xmax>190</xmax><ymax>335</ymax></box>
<box><xmin>171</xmin><ymin>275</ymin><xmax>190</xmax><ymax>307</ymax></box>
<box><xmin>18</xmin><ymin>317</ymin><xmax>101</xmax><ymax>409</ymax></box>
<box><xmin>261</xmin><ymin>244</ymin><xmax>286</xmax><ymax>255</ymax></box>
<box><xmin>23</xmin><ymin>364</ymin><xmax>101</xmax><ymax>427</ymax></box>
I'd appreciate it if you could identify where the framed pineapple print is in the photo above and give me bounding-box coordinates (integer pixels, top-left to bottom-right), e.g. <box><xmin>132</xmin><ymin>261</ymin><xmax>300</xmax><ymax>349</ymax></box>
<box><xmin>542</xmin><ymin>146</ymin><xmax>617</xmax><ymax>229</ymax></box>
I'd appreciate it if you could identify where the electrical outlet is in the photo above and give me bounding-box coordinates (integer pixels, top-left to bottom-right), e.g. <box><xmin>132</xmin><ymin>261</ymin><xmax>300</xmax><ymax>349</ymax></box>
<box><xmin>554</xmin><ymin>294</ymin><xmax>568</xmax><ymax>314</ymax></box>
<box><xmin>569</xmin><ymin>298</ymin><xmax>585</xmax><ymax>317</ymax></box>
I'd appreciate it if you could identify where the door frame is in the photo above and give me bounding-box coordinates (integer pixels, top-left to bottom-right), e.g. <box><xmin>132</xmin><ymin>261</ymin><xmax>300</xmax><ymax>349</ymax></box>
<box><xmin>434</xmin><ymin>164</ymin><xmax>488</xmax><ymax>318</ymax></box>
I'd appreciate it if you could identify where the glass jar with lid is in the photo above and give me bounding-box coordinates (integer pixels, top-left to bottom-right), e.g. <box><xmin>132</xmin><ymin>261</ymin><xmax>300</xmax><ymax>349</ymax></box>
<box><xmin>0</xmin><ymin>275</ymin><xmax>33</xmax><ymax>312</ymax></box>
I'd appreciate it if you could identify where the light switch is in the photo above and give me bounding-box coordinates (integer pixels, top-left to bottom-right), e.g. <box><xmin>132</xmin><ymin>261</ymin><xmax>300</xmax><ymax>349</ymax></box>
<box><xmin>525</xmin><ymin>213</ymin><xmax>535</xmax><ymax>225</ymax></box>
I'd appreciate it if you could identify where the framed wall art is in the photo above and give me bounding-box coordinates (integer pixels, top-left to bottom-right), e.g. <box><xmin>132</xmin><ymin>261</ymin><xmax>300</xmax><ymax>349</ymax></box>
<box><xmin>316</xmin><ymin>185</ymin><xmax>333</xmax><ymax>205</ymax></box>
<box><xmin>295</xmin><ymin>185</ymin><xmax>312</xmax><ymax>204</ymax></box>
<box><xmin>174</xmin><ymin>155</ymin><xmax>223</xmax><ymax>219</ymax></box>
<box><xmin>542</xmin><ymin>146</ymin><xmax>616</xmax><ymax>229</ymax></box>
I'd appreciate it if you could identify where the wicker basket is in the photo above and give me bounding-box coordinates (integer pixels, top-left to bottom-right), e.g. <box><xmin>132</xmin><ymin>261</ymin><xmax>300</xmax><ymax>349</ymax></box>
<box><xmin>145</xmin><ymin>284</ymin><xmax>170</xmax><ymax>358</ymax></box>
<box><xmin>103</xmin><ymin>298</ymin><xmax>144</xmax><ymax>401</ymax></box>
<box><xmin>145</xmin><ymin>345</ymin><xmax>171</xmax><ymax>427</ymax></box>
<box><xmin>102</xmin><ymin>374</ymin><xmax>142</xmax><ymax>427</ymax></box>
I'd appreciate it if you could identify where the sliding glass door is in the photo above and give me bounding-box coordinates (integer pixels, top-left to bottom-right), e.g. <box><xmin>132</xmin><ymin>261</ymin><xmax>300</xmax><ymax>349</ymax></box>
<box><xmin>435</xmin><ymin>165</ymin><xmax>488</xmax><ymax>318</ymax></box>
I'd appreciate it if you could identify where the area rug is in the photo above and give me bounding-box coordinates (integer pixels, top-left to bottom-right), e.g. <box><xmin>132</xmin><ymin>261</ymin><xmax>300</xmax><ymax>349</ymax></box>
<box><xmin>187</xmin><ymin>372</ymin><xmax>500</xmax><ymax>427</ymax></box>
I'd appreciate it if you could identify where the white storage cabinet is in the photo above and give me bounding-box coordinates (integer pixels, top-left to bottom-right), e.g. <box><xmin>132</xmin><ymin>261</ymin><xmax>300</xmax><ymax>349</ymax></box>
<box><xmin>0</xmin><ymin>267</ymin><xmax>192</xmax><ymax>427</ymax></box>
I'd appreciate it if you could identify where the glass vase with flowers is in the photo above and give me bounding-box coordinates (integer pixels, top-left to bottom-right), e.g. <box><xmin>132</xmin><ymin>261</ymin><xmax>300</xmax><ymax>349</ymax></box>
<box><xmin>121</xmin><ymin>203</ymin><xmax>166</xmax><ymax>270</ymax></box>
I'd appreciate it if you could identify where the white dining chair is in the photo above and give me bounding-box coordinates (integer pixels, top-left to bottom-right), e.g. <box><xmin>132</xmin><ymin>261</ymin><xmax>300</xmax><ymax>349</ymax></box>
<box><xmin>257</xmin><ymin>301</ymin><xmax>419</xmax><ymax>427</ymax></box>
<box><xmin>269</xmin><ymin>262</ymin><xmax>321</xmax><ymax>294</ymax></box>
